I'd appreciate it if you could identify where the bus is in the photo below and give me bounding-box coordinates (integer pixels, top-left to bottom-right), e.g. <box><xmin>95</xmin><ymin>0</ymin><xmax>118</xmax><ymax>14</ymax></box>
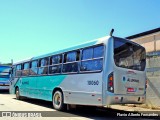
<box><xmin>9</xmin><ymin>36</ymin><xmax>146</xmax><ymax>110</ymax></box>
<box><xmin>0</xmin><ymin>65</ymin><xmax>10</xmax><ymax>90</ymax></box>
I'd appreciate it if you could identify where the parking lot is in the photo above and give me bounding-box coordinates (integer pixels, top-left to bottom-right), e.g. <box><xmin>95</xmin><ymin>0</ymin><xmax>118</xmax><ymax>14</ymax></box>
<box><xmin>0</xmin><ymin>90</ymin><xmax>160</xmax><ymax>120</ymax></box>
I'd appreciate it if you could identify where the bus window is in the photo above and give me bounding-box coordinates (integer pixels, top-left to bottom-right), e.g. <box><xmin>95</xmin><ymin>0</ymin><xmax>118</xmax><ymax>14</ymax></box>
<box><xmin>31</xmin><ymin>61</ymin><xmax>38</xmax><ymax>68</ymax></box>
<box><xmin>38</xmin><ymin>58</ymin><xmax>48</xmax><ymax>75</ymax></box>
<box><xmin>16</xmin><ymin>64</ymin><xmax>22</xmax><ymax>77</ymax></box>
<box><xmin>30</xmin><ymin>60</ymin><xmax>38</xmax><ymax>75</ymax></box>
<box><xmin>22</xmin><ymin>62</ymin><xmax>30</xmax><ymax>76</ymax></box>
<box><xmin>40</xmin><ymin>58</ymin><xmax>48</xmax><ymax>67</ymax></box>
<box><xmin>63</xmin><ymin>51</ymin><xmax>79</xmax><ymax>73</ymax></box>
<box><xmin>24</xmin><ymin>62</ymin><xmax>29</xmax><ymax>69</ymax></box>
<box><xmin>63</xmin><ymin>63</ymin><xmax>78</xmax><ymax>73</ymax></box>
<box><xmin>66</xmin><ymin>51</ymin><xmax>77</xmax><ymax>62</ymax></box>
<box><xmin>81</xmin><ymin>59</ymin><xmax>103</xmax><ymax>71</ymax></box>
<box><xmin>81</xmin><ymin>45</ymin><xmax>104</xmax><ymax>72</ymax></box>
<box><xmin>50</xmin><ymin>55</ymin><xmax>62</xmax><ymax>65</ymax></box>
<box><xmin>49</xmin><ymin>55</ymin><xmax>62</xmax><ymax>74</ymax></box>
<box><xmin>93</xmin><ymin>46</ymin><xmax>104</xmax><ymax>58</ymax></box>
<box><xmin>82</xmin><ymin>48</ymin><xmax>93</xmax><ymax>60</ymax></box>
<box><xmin>49</xmin><ymin>65</ymin><xmax>62</xmax><ymax>74</ymax></box>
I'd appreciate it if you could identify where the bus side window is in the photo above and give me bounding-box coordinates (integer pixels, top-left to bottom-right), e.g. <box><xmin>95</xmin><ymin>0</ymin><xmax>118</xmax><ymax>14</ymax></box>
<box><xmin>81</xmin><ymin>45</ymin><xmax>104</xmax><ymax>72</ymax></box>
<box><xmin>49</xmin><ymin>55</ymin><xmax>62</xmax><ymax>74</ymax></box>
<box><xmin>81</xmin><ymin>48</ymin><xmax>93</xmax><ymax>60</ymax></box>
<box><xmin>30</xmin><ymin>60</ymin><xmax>38</xmax><ymax>75</ymax></box>
<box><xmin>38</xmin><ymin>58</ymin><xmax>48</xmax><ymax>75</ymax></box>
<box><xmin>93</xmin><ymin>46</ymin><xmax>104</xmax><ymax>58</ymax></box>
<box><xmin>63</xmin><ymin>51</ymin><xmax>79</xmax><ymax>73</ymax></box>
<box><xmin>16</xmin><ymin>64</ymin><xmax>22</xmax><ymax>77</ymax></box>
<box><xmin>22</xmin><ymin>62</ymin><xmax>30</xmax><ymax>76</ymax></box>
<box><xmin>50</xmin><ymin>55</ymin><xmax>62</xmax><ymax>64</ymax></box>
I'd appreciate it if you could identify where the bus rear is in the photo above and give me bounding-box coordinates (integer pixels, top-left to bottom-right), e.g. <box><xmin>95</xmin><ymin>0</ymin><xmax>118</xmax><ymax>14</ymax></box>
<box><xmin>105</xmin><ymin>37</ymin><xmax>146</xmax><ymax>105</ymax></box>
<box><xmin>0</xmin><ymin>66</ymin><xmax>10</xmax><ymax>90</ymax></box>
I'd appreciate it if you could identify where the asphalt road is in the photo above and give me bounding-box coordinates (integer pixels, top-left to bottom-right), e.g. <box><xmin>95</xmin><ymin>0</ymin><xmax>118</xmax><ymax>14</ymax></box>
<box><xmin>0</xmin><ymin>90</ymin><xmax>159</xmax><ymax>120</ymax></box>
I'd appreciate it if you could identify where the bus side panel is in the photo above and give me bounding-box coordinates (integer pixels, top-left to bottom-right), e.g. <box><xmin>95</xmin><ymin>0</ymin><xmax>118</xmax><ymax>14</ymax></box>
<box><xmin>20</xmin><ymin>77</ymin><xmax>38</xmax><ymax>98</ymax></box>
<box><xmin>10</xmin><ymin>78</ymin><xmax>19</xmax><ymax>94</ymax></box>
<box><xmin>12</xmin><ymin>73</ymin><xmax>103</xmax><ymax>106</ymax></box>
<box><xmin>14</xmin><ymin>75</ymin><xmax>66</xmax><ymax>101</ymax></box>
<box><xmin>36</xmin><ymin>75</ymin><xmax>66</xmax><ymax>101</ymax></box>
<box><xmin>60</xmin><ymin>73</ymin><xmax>103</xmax><ymax>106</ymax></box>
<box><xmin>13</xmin><ymin>77</ymin><xmax>38</xmax><ymax>98</ymax></box>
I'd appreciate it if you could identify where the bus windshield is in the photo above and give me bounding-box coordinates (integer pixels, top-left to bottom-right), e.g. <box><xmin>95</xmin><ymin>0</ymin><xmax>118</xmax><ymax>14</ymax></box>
<box><xmin>114</xmin><ymin>37</ymin><xmax>146</xmax><ymax>71</ymax></box>
<box><xmin>0</xmin><ymin>66</ymin><xmax>10</xmax><ymax>78</ymax></box>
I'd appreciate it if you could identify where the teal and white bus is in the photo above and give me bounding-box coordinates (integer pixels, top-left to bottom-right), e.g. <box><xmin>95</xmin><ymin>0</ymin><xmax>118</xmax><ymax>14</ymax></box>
<box><xmin>10</xmin><ymin>36</ymin><xmax>146</xmax><ymax>110</ymax></box>
<box><xmin>0</xmin><ymin>65</ymin><xmax>10</xmax><ymax>90</ymax></box>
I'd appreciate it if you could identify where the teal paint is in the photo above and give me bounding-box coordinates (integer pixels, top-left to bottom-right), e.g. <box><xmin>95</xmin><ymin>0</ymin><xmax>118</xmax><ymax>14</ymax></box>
<box><xmin>15</xmin><ymin>75</ymin><xmax>66</xmax><ymax>101</ymax></box>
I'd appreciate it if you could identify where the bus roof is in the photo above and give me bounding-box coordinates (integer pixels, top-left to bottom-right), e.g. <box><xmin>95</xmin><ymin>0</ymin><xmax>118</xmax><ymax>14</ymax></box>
<box><xmin>0</xmin><ymin>65</ymin><xmax>11</xmax><ymax>68</ymax></box>
<box><xmin>13</xmin><ymin>58</ymin><xmax>32</xmax><ymax>65</ymax></box>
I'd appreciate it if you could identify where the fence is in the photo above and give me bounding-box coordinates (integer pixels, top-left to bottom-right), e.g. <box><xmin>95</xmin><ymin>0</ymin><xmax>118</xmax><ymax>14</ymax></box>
<box><xmin>146</xmin><ymin>56</ymin><xmax>160</xmax><ymax>106</ymax></box>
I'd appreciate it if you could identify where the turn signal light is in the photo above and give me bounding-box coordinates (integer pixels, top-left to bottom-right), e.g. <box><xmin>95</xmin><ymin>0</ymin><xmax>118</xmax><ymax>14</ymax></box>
<box><xmin>108</xmin><ymin>72</ymin><xmax>114</xmax><ymax>93</ymax></box>
<box><xmin>109</xmin><ymin>76</ymin><xmax>113</xmax><ymax>81</ymax></box>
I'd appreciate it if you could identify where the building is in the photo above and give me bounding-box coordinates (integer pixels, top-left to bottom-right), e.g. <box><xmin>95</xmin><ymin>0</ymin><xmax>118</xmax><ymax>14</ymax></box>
<box><xmin>126</xmin><ymin>27</ymin><xmax>160</xmax><ymax>107</ymax></box>
<box><xmin>126</xmin><ymin>27</ymin><xmax>160</xmax><ymax>56</ymax></box>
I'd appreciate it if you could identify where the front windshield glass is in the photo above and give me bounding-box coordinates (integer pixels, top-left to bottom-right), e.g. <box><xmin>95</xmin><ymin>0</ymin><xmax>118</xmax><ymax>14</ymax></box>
<box><xmin>0</xmin><ymin>66</ymin><xmax>10</xmax><ymax>78</ymax></box>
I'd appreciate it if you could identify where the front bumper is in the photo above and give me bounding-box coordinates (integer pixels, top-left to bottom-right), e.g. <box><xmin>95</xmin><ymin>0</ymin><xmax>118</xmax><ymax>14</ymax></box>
<box><xmin>0</xmin><ymin>85</ymin><xmax>9</xmax><ymax>90</ymax></box>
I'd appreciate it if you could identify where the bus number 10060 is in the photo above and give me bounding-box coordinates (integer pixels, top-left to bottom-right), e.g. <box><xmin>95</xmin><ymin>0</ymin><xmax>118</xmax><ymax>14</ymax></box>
<box><xmin>87</xmin><ymin>80</ymin><xmax>99</xmax><ymax>85</ymax></box>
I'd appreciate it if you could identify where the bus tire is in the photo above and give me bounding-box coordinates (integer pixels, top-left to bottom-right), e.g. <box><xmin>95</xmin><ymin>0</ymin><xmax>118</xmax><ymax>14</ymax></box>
<box><xmin>15</xmin><ymin>87</ymin><xmax>22</xmax><ymax>100</ymax></box>
<box><xmin>52</xmin><ymin>90</ymin><xmax>65</xmax><ymax>111</ymax></box>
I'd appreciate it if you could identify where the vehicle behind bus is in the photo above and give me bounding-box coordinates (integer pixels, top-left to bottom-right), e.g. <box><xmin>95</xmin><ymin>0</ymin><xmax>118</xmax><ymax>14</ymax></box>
<box><xmin>0</xmin><ymin>65</ymin><xmax>10</xmax><ymax>90</ymax></box>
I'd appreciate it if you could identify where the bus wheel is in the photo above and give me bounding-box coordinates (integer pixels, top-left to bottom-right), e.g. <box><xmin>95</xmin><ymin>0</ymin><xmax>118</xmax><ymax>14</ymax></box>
<box><xmin>16</xmin><ymin>87</ymin><xmax>22</xmax><ymax>100</ymax></box>
<box><xmin>52</xmin><ymin>90</ymin><xmax>65</xmax><ymax>111</ymax></box>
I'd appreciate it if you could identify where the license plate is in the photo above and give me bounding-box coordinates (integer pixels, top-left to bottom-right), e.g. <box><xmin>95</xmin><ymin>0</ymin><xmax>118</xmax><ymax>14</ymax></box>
<box><xmin>127</xmin><ymin>88</ymin><xmax>136</xmax><ymax>92</ymax></box>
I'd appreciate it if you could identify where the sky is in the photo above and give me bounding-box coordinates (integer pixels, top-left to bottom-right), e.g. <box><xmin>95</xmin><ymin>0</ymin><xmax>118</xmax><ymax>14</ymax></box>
<box><xmin>0</xmin><ymin>0</ymin><xmax>160</xmax><ymax>63</ymax></box>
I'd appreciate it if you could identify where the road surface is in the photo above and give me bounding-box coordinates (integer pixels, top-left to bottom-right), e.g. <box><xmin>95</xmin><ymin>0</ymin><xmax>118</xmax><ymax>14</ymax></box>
<box><xmin>0</xmin><ymin>90</ymin><xmax>159</xmax><ymax>120</ymax></box>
